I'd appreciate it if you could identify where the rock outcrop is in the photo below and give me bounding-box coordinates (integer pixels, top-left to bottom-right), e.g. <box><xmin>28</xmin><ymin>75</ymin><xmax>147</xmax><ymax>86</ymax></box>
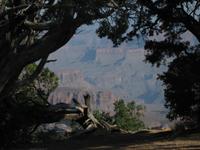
<box><xmin>48</xmin><ymin>87</ymin><xmax>117</xmax><ymax>113</ymax></box>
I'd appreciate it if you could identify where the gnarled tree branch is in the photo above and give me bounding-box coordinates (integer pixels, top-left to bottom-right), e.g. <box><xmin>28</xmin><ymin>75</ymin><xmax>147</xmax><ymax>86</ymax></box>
<box><xmin>16</xmin><ymin>55</ymin><xmax>48</xmax><ymax>87</ymax></box>
<box><xmin>24</xmin><ymin>20</ymin><xmax>56</xmax><ymax>31</ymax></box>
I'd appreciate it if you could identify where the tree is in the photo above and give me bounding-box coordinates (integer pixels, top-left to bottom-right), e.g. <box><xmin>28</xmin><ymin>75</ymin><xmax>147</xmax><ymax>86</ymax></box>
<box><xmin>0</xmin><ymin>0</ymin><xmax>121</xmax><ymax>99</ymax></box>
<box><xmin>0</xmin><ymin>1</ymin><xmax>125</xmax><ymax>147</ymax></box>
<box><xmin>1</xmin><ymin>65</ymin><xmax>105</xmax><ymax>147</ymax></box>
<box><xmin>114</xmin><ymin>100</ymin><xmax>145</xmax><ymax>131</ymax></box>
<box><xmin>98</xmin><ymin>1</ymin><xmax>200</xmax><ymax>44</ymax></box>
<box><xmin>0</xmin><ymin>64</ymin><xmax>59</xmax><ymax>147</ymax></box>
<box><xmin>93</xmin><ymin>100</ymin><xmax>145</xmax><ymax>131</ymax></box>
<box><xmin>159</xmin><ymin>54</ymin><xmax>200</xmax><ymax>123</ymax></box>
<box><xmin>97</xmin><ymin>1</ymin><xmax>200</xmax><ymax>123</ymax></box>
<box><xmin>16</xmin><ymin>63</ymin><xmax>59</xmax><ymax>104</ymax></box>
<box><xmin>1</xmin><ymin>0</ymin><xmax>200</xmax><ymax>141</ymax></box>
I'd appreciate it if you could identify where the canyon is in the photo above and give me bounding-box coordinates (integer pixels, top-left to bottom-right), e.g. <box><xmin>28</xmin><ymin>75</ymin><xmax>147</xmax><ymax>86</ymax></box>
<box><xmin>47</xmin><ymin>26</ymin><xmax>169</xmax><ymax>126</ymax></box>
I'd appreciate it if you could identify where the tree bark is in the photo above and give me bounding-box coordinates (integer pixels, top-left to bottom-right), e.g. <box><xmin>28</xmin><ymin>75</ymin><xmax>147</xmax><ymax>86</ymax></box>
<box><xmin>0</xmin><ymin>15</ymin><xmax>81</xmax><ymax>99</ymax></box>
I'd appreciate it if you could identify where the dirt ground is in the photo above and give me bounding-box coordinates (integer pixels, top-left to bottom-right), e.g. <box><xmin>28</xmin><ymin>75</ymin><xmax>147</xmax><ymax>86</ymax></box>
<box><xmin>15</xmin><ymin>130</ymin><xmax>200</xmax><ymax>150</ymax></box>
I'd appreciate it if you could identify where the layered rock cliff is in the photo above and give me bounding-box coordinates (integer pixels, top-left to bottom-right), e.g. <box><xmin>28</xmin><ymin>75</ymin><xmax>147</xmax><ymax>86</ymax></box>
<box><xmin>48</xmin><ymin>87</ymin><xmax>116</xmax><ymax>113</ymax></box>
<box><xmin>46</xmin><ymin>27</ymin><xmax>168</xmax><ymax>124</ymax></box>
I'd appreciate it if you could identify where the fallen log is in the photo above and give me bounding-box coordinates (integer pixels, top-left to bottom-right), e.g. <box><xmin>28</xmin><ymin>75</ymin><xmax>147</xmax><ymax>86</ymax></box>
<box><xmin>25</xmin><ymin>93</ymin><xmax>117</xmax><ymax>136</ymax></box>
<box><xmin>35</xmin><ymin>94</ymin><xmax>108</xmax><ymax>130</ymax></box>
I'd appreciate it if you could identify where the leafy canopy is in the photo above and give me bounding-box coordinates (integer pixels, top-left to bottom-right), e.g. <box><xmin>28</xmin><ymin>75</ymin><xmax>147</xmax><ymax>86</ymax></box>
<box><xmin>97</xmin><ymin>0</ymin><xmax>200</xmax><ymax>123</ymax></box>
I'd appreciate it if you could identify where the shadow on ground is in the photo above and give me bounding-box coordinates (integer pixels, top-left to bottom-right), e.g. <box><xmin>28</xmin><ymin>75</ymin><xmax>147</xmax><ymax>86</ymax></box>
<box><xmin>14</xmin><ymin>130</ymin><xmax>200</xmax><ymax>150</ymax></box>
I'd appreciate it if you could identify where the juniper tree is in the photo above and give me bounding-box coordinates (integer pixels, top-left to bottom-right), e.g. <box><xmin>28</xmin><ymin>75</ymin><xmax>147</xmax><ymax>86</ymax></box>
<box><xmin>97</xmin><ymin>0</ymin><xmax>200</xmax><ymax>122</ymax></box>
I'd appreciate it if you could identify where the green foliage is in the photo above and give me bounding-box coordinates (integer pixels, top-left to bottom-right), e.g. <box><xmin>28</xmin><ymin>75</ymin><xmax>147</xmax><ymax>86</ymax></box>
<box><xmin>0</xmin><ymin>64</ymin><xmax>59</xmax><ymax>148</ymax></box>
<box><xmin>94</xmin><ymin>99</ymin><xmax>145</xmax><ymax>131</ymax></box>
<box><xmin>159</xmin><ymin>54</ymin><xmax>200</xmax><ymax>123</ymax></box>
<box><xmin>97</xmin><ymin>1</ymin><xmax>200</xmax><ymax>47</ymax></box>
<box><xmin>1</xmin><ymin>0</ymin><xmax>200</xmax><ymax>148</ymax></box>
<box><xmin>17</xmin><ymin>64</ymin><xmax>59</xmax><ymax>105</ymax></box>
<box><xmin>114</xmin><ymin>100</ymin><xmax>145</xmax><ymax>131</ymax></box>
<box><xmin>1</xmin><ymin>0</ymin><xmax>200</xmax><ymax>134</ymax></box>
<box><xmin>93</xmin><ymin>110</ymin><xmax>104</xmax><ymax>121</ymax></box>
<box><xmin>96</xmin><ymin>1</ymin><xmax>200</xmax><ymax>124</ymax></box>
<box><xmin>93</xmin><ymin>110</ymin><xmax>114</xmax><ymax>125</ymax></box>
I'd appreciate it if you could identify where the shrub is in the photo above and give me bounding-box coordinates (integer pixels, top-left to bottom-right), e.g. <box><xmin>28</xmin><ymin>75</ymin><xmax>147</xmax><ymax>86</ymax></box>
<box><xmin>93</xmin><ymin>99</ymin><xmax>145</xmax><ymax>131</ymax></box>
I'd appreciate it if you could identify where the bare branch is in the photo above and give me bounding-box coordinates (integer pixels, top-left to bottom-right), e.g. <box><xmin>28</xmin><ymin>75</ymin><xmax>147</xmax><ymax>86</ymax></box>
<box><xmin>16</xmin><ymin>55</ymin><xmax>48</xmax><ymax>87</ymax></box>
<box><xmin>46</xmin><ymin>59</ymin><xmax>57</xmax><ymax>63</ymax></box>
<box><xmin>0</xmin><ymin>5</ymin><xmax>28</xmax><ymax>18</ymax></box>
<box><xmin>24</xmin><ymin>20</ymin><xmax>56</xmax><ymax>31</ymax></box>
